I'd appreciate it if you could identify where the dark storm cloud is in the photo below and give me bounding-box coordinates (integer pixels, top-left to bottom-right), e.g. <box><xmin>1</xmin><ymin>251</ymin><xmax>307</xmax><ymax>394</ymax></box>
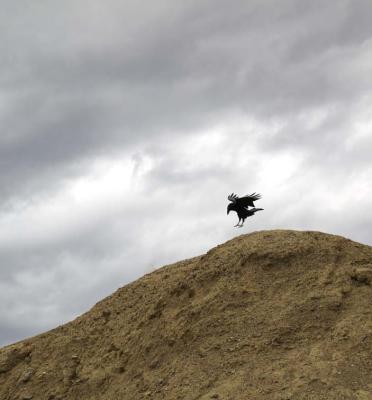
<box><xmin>2</xmin><ymin>0</ymin><xmax>372</xmax><ymax>208</ymax></box>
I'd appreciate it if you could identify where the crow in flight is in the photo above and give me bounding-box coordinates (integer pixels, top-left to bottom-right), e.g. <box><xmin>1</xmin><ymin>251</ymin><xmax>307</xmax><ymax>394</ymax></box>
<box><xmin>227</xmin><ymin>192</ymin><xmax>263</xmax><ymax>227</ymax></box>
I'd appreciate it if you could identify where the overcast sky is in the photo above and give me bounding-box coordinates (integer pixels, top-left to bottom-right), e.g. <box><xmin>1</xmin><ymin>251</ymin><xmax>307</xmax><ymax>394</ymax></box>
<box><xmin>1</xmin><ymin>0</ymin><xmax>372</xmax><ymax>347</ymax></box>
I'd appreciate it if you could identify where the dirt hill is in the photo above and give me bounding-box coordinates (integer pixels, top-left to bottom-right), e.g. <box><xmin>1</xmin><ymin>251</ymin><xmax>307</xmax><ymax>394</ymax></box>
<box><xmin>1</xmin><ymin>230</ymin><xmax>372</xmax><ymax>400</ymax></box>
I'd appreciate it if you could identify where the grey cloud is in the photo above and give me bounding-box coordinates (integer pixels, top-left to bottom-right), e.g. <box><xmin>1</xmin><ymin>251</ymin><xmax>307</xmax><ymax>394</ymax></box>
<box><xmin>3</xmin><ymin>0</ymin><xmax>371</xmax><ymax>174</ymax></box>
<box><xmin>287</xmin><ymin>0</ymin><xmax>372</xmax><ymax>62</ymax></box>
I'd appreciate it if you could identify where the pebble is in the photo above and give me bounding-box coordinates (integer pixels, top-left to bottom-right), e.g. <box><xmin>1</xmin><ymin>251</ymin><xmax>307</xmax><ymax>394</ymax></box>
<box><xmin>20</xmin><ymin>395</ymin><xmax>33</xmax><ymax>400</ymax></box>
<box><xmin>19</xmin><ymin>369</ymin><xmax>35</xmax><ymax>383</ymax></box>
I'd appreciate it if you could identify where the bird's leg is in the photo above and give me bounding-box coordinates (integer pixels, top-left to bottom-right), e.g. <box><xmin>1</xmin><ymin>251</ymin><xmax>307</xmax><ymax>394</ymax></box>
<box><xmin>234</xmin><ymin>219</ymin><xmax>241</xmax><ymax>227</ymax></box>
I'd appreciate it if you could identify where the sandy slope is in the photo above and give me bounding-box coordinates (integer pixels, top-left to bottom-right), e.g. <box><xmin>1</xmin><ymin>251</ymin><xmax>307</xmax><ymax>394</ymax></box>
<box><xmin>1</xmin><ymin>230</ymin><xmax>372</xmax><ymax>400</ymax></box>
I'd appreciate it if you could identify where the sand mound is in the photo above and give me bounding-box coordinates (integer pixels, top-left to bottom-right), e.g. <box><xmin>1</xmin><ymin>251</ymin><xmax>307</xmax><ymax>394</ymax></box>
<box><xmin>1</xmin><ymin>230</ymin><xmax>372</xmax><ymax>399</ymax></box>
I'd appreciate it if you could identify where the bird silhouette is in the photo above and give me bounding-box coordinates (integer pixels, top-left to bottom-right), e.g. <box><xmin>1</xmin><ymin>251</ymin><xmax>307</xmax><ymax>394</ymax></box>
<box><xmin>227</xmin><ymin>192</ymin><xmax>263</xmax><ymax>227</ymax></box>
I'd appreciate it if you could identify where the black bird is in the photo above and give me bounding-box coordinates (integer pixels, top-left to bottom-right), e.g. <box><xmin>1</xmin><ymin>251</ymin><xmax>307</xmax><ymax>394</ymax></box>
<box><xmin>227</xmin><ymin>192</ymin><xmax>263</xmax><ymax>227</ymax></box>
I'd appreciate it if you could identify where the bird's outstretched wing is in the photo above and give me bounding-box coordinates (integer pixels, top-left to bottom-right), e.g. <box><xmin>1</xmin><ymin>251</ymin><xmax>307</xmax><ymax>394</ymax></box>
<box><xmin>238</xmin><ymin>192</ymin><xmax>261</xmax><ymax>207</ymax></box>
<box><xmin>228</xmin><ymin>192</ymin><xmax>261</xmax><ymax>207</ymax></box>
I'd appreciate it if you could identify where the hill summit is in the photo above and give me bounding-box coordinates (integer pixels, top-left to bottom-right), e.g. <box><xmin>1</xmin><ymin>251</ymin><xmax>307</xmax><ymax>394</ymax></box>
<box><xmin>1</xmin><ymin>230</ymin><xmax>372</xmax><ymax>400</ymax></box>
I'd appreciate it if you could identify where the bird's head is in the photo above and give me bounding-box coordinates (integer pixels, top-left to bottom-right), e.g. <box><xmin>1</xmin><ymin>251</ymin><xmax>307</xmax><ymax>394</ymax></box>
<box><xmin>227</xmin><ymin>203</ymin><xmax>233</xmax><ymax>215</ymax></box>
